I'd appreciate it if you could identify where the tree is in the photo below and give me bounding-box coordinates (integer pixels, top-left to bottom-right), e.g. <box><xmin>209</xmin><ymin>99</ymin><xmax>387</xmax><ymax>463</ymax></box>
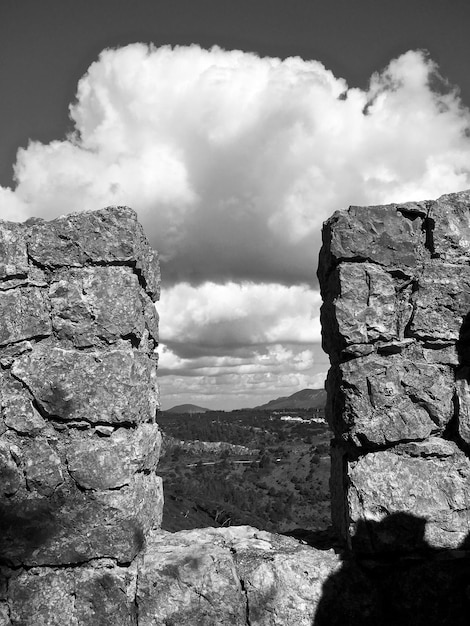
<box><xmin>259</xmin><ymin>453</ymin><xmax>272</xmax><ymax>469</ymax></box>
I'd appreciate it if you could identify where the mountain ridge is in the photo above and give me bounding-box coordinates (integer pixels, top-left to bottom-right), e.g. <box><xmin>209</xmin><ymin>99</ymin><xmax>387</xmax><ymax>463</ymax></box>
<box><xmin>254</xmin><ymin>388</ymin><xmax>326</xmax><ymax>410</ymax></box>
<box><xmin>165</xmin><ymin>389</ymin><xmax>326</xmax><ymax>413</ymax></box>
<box><xmin>165</xmin><ymin>403</ymin><xmax>210</xmax><ymax>414</ymax></box>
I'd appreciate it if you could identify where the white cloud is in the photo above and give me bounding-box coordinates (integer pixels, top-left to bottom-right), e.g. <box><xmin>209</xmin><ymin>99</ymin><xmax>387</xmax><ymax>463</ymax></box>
<box><xmin>155</xmin><ymin>281</ymin><xmax>327</xmax><ymax>409</ymax></box>
<box><xmin>158</xmin><ymin>342</ymin><xmax>328</xmax><ymax>410</ymax></box>
<box><xmin>2</xmin><ymin>44</ymin><xmax>470</xmax><ymax>408</ymax></box>
<box><xmin>3</xmin><ymin>45</ymin><xmax>470</xmax><ymax>285</ymax></box>
<box><xmin>158</xmin><ymin>281</ymin><xmax>321</xmax><ymax>350</ymax></box>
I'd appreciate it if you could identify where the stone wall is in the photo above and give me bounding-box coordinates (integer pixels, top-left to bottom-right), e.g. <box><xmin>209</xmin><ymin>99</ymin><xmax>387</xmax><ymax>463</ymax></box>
<box><xmin>0</xmin><ymin>205</ymin><xmax>347</xmax><ymax>624</ymax></box>
<box><xmin>2</xmin><ymin>198</ymin><xmax>470</xmax><ymax>624</ymax></box>
<box><xmin>318</xmin><ymin>190</ymin><xmax>470</xmax><ymax>553</ymax></box>
<box><xmin>0</xmin><ymin>207</ymin><xmax>163</xmax><ymax>623</ymax></box>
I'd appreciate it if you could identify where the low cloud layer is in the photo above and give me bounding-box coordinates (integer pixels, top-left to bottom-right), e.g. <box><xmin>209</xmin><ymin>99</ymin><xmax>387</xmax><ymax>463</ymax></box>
<box><xmin>157</xmin><ymin>281</ymin><xmax>326</xmax><ymax>408</ymax></box>
<box><xmin>3</xmin><ymin>44</ymin><xmax>470</xmax><ymax>408</ymax></box>
<box><xmin>159</xmin><ymin>341</ymin><xmax>328</xmax><ymax>410</ymax></box>
<box><xmin>159</xmin><ymin>282</ymin><xmax>321</xmax><ymax>353</ymax></box>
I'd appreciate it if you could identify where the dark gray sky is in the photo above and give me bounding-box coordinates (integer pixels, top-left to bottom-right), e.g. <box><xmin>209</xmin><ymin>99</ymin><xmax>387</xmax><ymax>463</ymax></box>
<box><xmin>1</xmin><ymin>0</ymin><xmax>469</xmax><ymax>187</ymax></box>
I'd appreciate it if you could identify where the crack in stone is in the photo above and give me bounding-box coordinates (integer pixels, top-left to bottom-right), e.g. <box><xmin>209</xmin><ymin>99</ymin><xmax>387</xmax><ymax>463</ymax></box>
<box><xmin>8</xmin><ymin>375</ymin><xmax>142</xmax><ymax>432</ymax></box>
<box><xmin>0</xmin><ymin>332</ymin><xmax>50</xmax><ymax>355</ymax></box>
<box><xmin>6</xmin><ymin>556</ymin><xmax>131</xmax><ymax>573</ymax></box>
<box><xmin>28</xmin><ymin>251</ymin><xmax>155</xmax><ymax>299</ymax></box>
<box><xmin>442</xmin><ymin>388</ymin><xmax>470</xmax><ymax>459</ymax></box>
<box><xmin>238</xmin><ymin>577</ymin><xmax>252</xmax><ymax>626</ymax></box>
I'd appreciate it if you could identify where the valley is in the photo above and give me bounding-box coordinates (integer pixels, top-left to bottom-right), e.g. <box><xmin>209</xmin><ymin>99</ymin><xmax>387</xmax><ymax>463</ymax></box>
<box><xmin>157</xmin><ymin>393</ymin><xmax>331</xmax><ymax>535</ymax></box>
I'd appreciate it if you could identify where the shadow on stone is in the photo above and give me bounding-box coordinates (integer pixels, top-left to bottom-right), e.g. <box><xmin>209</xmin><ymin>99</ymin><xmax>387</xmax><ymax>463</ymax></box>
<box><xmin>0</xmin><ymin>383</ymin><xmax>74</xmax><ymax>569</ymax></box>
<box><xmin>0</xmin><ymin>500</ymin><xmax>59</xmax><ymax>566</ymax></box>
<box><xmin>313</xmin><ymin>513</ymin><xmax>470</xmax><ymax>625</ymax></box>
<box><xmin>36</xmin><ymin>384</ymin><xmax>75</xmax><ymax>421</ymax></box>
<box><xmin>457</xmin><ymin>312</ymin><xmax>470</xmax><ymax>371</ymax></box>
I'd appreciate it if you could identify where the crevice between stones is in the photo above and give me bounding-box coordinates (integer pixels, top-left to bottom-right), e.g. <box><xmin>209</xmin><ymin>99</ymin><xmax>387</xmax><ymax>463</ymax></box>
<box><xmin>0</xmin><ymin>275</ymin><xmax>31</xmax><ymax>291</ymax></box>
<box><xmin>6</xmin><ymin>555</ymin><xmax>131</xmax><ymax>573</ymax></box>
<box><xmin>133</xmin><ymin>563</ymin><xmax>140</xmax><ymax>626</ymax></box>
<box><xmin>239</xmin><ymin>577</ymin><xmax>252</xmax><ymax>626</ymax></box>
<box><xmin>27</xmin><ymin>253</ymin><xmax>155</xmax><ymax>301</ymax></box>
<box><xmin>442</xmin><ymin>388</ymin><xmax>470</xmax><ymax>459</ymax></box>
<box><xmin>9</xmin><ymin>375</ymin><xmax>140</xmax><ymax>432</ymax></box>
<box><xmin>401</xmin><ymin>278</ymin><xmax>419</xmax><ymax>339</ymax></box>
<box><xmin>343</xmin><ymin>435</ymin><xmax>436</xmax><ymax>459</ymax></box>
<box><xmin>0</xmin><ymin>333</ymin><xmax>50</xmax><ymax>359</ymax></box>
<box><xmin>423</xmin><ymin>204</ymin><xmax>440</xmax><ymax>259</ymax></box>
<box><xmin>396</xmin><ymin>206</ymin><xmax>427</xmax><ymax>221</ymax></box>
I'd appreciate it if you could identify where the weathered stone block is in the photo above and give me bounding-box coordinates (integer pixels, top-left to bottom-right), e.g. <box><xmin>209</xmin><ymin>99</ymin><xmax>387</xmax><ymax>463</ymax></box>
<box><xmin>65</xmin><ymin>424</ymin><xmax>162</xmax><ymax>490</ymax></box>
<box><xmin>327</xmin><ymin>350</ymin><xmax>454</xmax><ymax>446</ymax></box>
<box><xmin>12</xmin><ymin>345</ymin><xmax>159</xmax><ymax>424</ymax></box>
<box><xmin>26</xmin><ymin>206</ymin><xmax>160</xmax><ymax>300</ymax></box>
<box><xmin>455</xmin><ymin>375</ymin><xmax>470</xmax><ymax>446</ymax></box>
<box><xmin>138</xmin><ymin>530</ymin><xmax>246</xmax><ymax>626</ymax></box>
<box><xmin>49</xmin><ymin>266</ymin><xmax>155</xmax><ymax>347</ymax></box>
<box><xmin>23</xmin><ymin>439</ymin><xmax>64</xmax><ymax>496</ymax></box>
<box><xmin>319</xmin><ymin>190</ymin><xmax>470</xmax><ymax>555</ymax></box>
<box><xmin>0</xmin><ymin>287</ymin><xmax>51</xmax><ymax>346</ymax></box>
<box><xmin>0</xmin><ymin>438</ymin><xmax>23</xmax><ymax>496</ymax></box>
<box><xmin>346</xmin><ymin>439</ymin><xmax>470</xmax><ymax>551</ymax></box>
<box><xmin>409</xmin><ymin>262</ymin><xmax>470</xmax><ymax>341</ymax></box>
<box><xmin>320</xmin><ymin>202</ymin><xmax>428</xmax><ymax>270</ymax></box>
<box><xmin>8</xmin><ymin>561</ymin><xmax>137</xmax><ymax>626</ymax></box>
<box><xmin>0</xmin><ymin>206</ymin><xmax>163</xmax><ymax>622</ymax></box>
<box><xmin>234</xmin><ymin>533</ymin><xmax>339</xmax><ymax>626</ymax></box>
<box><xmin>0</xmin><ymin>221</ymin><xmax>28</xmax><ymax>281</ymax></box>
<box><xmin>137</xmin><ymin>526</ymin><xmax>341</xmax><ymax>626</ymax></box>
<box><xmin>0</xmin><ymin>340</ymin><xmax>32</xmax><ymax>368</ymax></box>
<box><xmin>0</xmin><ymin>473</ymin><xmax>163</xmax><ymax>566</ymax></box>
<box><xmin>0</xmin><ymin>372</ymin><xmax>46</xmax><ymax>435</ymax></box>
<box><xmin>430</xmin><ymin>190</ymin><xmax>470</xmax><ymax>263</ymax></box>
<box><xmin>321</xmin><ymin>263</ymin><xmax>414</xmax><ymax>359</ymax></box>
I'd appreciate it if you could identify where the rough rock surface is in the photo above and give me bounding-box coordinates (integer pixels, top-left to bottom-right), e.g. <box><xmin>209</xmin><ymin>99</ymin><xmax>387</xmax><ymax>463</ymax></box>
<box><xmin>137</xmin><ymin>526</ymin><xmax>341</xmax><ymax>626</ymax></box>
<box><xmin>326</xmin><ymin>346</ymin><xmax>454</xmax><ymax>446</ymax></box>
<box><xmin>4</xmin><ymin>199</ymin><xmax>470</xmax><ymax>624</ymax></box>
<box><xmin>318</xmin><ymin>190</ymin><xmax>470</xmax><ymax>552</ymax></box>
<box><xmin>344</xmin><ymin>438</ymin><xmax>470</xmax><ymax>550</ymax></box>
<box><xmin>0</xmin><ymin>209</ymin><xmax>163</xmax><ymax>590</ymax></box>
<box><xmin>0</xmin><ymin>526</ymin><xmax>342</xmax><ymax>626</ymax></box>
<box><xmin>11</xmin><ymin>346</ymin><xmax>158</xmax><ymax>425</ymax></box>
<box><xmin>6</xmin><ymin>560</ymin><xmax>139</xmax><ymax>626</ymax></box>
<box><xmin>0</xmin><ymin>206</ymin><xmax>363</xmax><ymax>625</ymax></box>
<box><xmin>6</xmin><ymin>524</ymin><xmax>468</xmax><ymax>626</ymax></box>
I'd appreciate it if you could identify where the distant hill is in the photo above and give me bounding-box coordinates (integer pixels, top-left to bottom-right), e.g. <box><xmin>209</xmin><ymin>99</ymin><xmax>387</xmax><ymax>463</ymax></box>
<box><xmin>165</xmin><ymin>404</ymin><xmax>210</xmax><ymax>414</ymax></box>
<box><xmin>255</xmin><ymin>388</ymin><xmax>326</xmax><ymax>411</ymax></box>
<box><xmin>165</xmin><ymin>389</ymin><xmax>326</xmax><ymax>414</ymax></box>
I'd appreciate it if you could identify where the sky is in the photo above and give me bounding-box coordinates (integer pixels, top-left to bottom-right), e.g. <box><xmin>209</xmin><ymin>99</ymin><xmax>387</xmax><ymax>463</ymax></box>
<box><xmin>2</xmin><ymin>0</ymin><xmax>470</xmax><ymax>410</ymax></box>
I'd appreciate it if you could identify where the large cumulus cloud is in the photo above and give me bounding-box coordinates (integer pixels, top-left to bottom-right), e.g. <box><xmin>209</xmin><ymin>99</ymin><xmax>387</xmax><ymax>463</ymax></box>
<box><xmin>3</xmin><ymin>44</ymin><xmax>470</xmax><ymax>408</ymax></box>
<box><xmin>4</xmin><ymin>44</ymin><xmax>470</xmax><ymax>284</ymax></box>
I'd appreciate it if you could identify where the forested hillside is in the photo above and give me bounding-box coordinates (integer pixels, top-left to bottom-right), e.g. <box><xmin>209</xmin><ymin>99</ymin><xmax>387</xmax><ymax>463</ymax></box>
<box><xmin>157</xmin><ymin>407</ymin><xmax>331</xmax><ymax>533</ymax></box>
